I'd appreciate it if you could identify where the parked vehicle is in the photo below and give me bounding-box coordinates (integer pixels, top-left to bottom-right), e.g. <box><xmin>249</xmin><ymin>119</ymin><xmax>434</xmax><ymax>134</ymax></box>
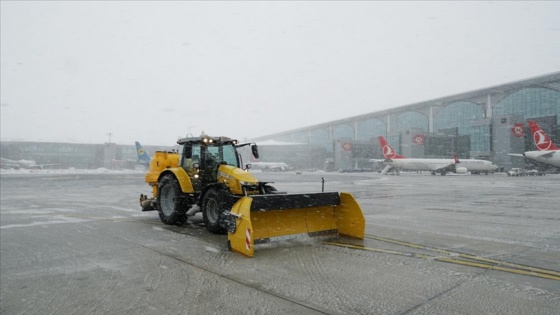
<box><xmin>507</xmin><ymin>168</ymin><xmax>545</xmax><ymax>176</ymax></box>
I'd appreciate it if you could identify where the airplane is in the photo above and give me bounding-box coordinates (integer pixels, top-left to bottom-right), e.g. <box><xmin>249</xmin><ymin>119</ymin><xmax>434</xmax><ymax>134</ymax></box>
<box><xmin>135</xmin><ymin>141</ymin><xmax>152</xmax><ymax>166</ymax></box>
<box><xmin>105</xmin><ymin>142</ymin><xmax>153</xmax><ymax>170</ymax></box>
<box><xmin>509</xmin><ymin>121</ymin><xmax>560</xmax><ymax>168</ymax></box>
<box><xmin>0</xmin><ymin>157</ymin><xmax>58</xmax><ymax>170</ymax></box>
<box><xmin>248</xmin><ymin>161</ymin><xmax>290</xmax><ymax>172</ymax></box>
<box><xmin>377</xmin><ymin>136</ymin><xmax>498</xmax><ymax>175</ymax></box>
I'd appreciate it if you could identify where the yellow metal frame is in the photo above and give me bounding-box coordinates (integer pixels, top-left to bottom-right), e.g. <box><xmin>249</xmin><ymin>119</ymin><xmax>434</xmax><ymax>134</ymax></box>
<box><xmin>228</xmin><ymin>192</ymin><xmax>365</xmax><ymax>257</ymax></box>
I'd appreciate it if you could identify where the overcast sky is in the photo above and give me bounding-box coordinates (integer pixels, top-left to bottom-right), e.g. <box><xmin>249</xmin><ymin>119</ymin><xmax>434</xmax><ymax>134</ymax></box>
<box><xmin>1</xmin><ymin>1</ymin><xmax>559</xmax><ymax>145</ymax></box>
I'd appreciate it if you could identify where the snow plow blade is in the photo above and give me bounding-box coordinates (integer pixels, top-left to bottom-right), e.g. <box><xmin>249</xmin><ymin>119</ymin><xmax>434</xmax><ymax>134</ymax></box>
<box><xmin>227</xmin><ymin>192</ymin><xmax>365</xmax><ymax>257</ymax></box>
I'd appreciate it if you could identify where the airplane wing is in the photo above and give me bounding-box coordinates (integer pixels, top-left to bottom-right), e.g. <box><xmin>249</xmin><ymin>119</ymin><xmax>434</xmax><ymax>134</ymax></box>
<box><xmin>434</xmin><ymin>160</ymin><xmax>468</xmax><ymax>174</ymax></box>
<box><xmin>434</xmin><ymin>163</ymin><xmax>457</xmax><ymax>173</ymax></box>
<box><xmin>508</xmin><ymin>153</ymin><xmax>524</xmax><ymax>157</ymax></box>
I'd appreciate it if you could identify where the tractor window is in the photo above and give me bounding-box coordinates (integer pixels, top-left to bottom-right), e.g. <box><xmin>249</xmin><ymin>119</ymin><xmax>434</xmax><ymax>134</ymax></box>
<box><xmin>206</xmin><ymin>144</ymin><xmax>238</xmax><ymax>167</ymax></box>
<box><xmin>183</xmin><ymin>144</ymin><xmax>200</xmax><ymax>176</ymax></box>
<box><xmin>221</xmin><ymin>144</ymin><xmax>238</xmax><ymax>166</ymax></box>
<box><xmin>192</xmin><ymin>145</ymin><xmax>200</xmax><ymax>162</ymax></box>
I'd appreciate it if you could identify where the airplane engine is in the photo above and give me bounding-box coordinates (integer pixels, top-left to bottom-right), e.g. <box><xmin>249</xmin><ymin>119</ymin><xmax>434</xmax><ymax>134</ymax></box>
<box><xmin>454</xmin><ymin>166</ymin><xmax>468</xmax><ymax>174</ymax></box>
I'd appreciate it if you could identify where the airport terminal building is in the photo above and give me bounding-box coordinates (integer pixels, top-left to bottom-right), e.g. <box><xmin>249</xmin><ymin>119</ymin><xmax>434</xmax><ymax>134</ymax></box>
<box><xmin>0</xmin><ymin>142</ymin><xmax>172</xmax><ymax>170</ymax></box>
<box><xmin>1</xmin><ymin>72</ymin><xmax>559</xmax><ymax>172</ymax></box>
<box><xmin>251</xmin><ymin>72</ymin><xmax>560</xmax><ymax>172</ymax></box>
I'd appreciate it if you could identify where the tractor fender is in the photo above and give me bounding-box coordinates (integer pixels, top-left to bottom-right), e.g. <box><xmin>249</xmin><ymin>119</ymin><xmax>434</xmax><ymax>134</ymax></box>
<box><xmin>158</xmin><ymin>168</ymin><xmax>194</xmax><ymax>194</ymax></box>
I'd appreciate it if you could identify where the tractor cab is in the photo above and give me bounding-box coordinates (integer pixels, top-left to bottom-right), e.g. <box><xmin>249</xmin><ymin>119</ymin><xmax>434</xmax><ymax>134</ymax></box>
<box><xmin>177</xmin><ymin>135</ymin><xmax>258</xmax><ymax>189</ymax></box>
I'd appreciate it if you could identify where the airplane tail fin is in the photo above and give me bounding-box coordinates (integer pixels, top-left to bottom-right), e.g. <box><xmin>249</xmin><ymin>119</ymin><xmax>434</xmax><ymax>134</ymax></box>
<box><xmin>527</xmin><ymin>120</ymin><xmax>559</xmax><ymax>150</ymax></box>
<box><xmin>378</xmin><ymin>136</ymin><xmax>406</xmax><ymax>159</ymax></box>
<box><xmin>135</xmin><ymin>142</ymin><xmax>152</xmax><ymax>166</ymax></box>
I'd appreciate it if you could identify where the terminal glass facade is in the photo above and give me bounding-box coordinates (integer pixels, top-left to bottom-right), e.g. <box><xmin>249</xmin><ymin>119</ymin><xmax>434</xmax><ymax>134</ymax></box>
<box><xmin>274</xmin><ymin>134</ymin><xmax>293</xmax><ymax>143</ymax></box>
<box><xmin>434</xmin><ymin>101</ymin><xmax>487</xmax><ymax>154</ymax></box>
<box><xmin>357</xmin><ymin>118</ymin><xmax>386</xmax><ymax>142</ymax></box>
<box><xmin>434</xmin><ymin>102</ymin><xmax>485</xmax><ymax>134</ymax></box>
<box><xmin>310</xmin><ymin>129</ymin><xmax>331</xmax><ymax>152</ymax></box>
<box><xmin>292</xmin><ymin>131</ymin><xmax>309</xmax><ymax>144</ymax></box>
<box><xmin>396</xmin><ymin>112</ymin><xmax>428</xmax><ymax>133</ymax></box>
<box><xmin>470</xmin><ymin>125</ymin><xmax>491</xmax><ymax>153</ymax></box>
<box><xmin>493</xmin><ymin>87</ymin><xmax>560</xmax><ymax>131</ymax></box>
<box><xmin>333</xmin><ymin>124</ymin><xmax>354</xmax><ymax>141</ymax></box>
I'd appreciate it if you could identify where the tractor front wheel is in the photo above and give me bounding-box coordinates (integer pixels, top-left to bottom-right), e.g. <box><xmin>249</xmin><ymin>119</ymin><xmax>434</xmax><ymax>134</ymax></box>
<box><xmin>202</xmin><ymin>188</ymin><xmax>227</xmax><ymax>234</ymax></box>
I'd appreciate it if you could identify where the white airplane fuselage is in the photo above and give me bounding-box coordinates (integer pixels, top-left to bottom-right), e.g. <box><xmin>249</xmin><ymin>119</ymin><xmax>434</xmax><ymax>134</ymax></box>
<box><xmin>0</xmin><ymin>158</ymin><xmax>40</xmax><ymax>169</ymax></box>
<box><xmin>385</xmin><ymin>158</ymin><xmax>454</xmax><ymax>172</ymax></box>
<box><xmin>385</xmin><ymin>158</ymin><xmax>497</xmax><ymax>173</ymax></box>
<box><xmin>523</xmin><ymin>150</ymin><xmax>560</xmax><ymax>167</ymax></box>
<box><xmin>456</xmin><ymin>159</ymin><xmax>499</xmax><ymax>173</ymax></box>
<box><xmin>249</xmin><ymin>162</ymin><xmax>289</xmax><ymax>171</ymax></box>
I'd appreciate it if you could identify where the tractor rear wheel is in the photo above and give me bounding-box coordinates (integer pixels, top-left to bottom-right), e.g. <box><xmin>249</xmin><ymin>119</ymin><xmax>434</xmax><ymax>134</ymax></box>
<box><xmin>157</xmin><ymin>174</ymin><xmax>187</xmax><ymax>225</ymax></box>
<box><xmin>202</xmin><ymin>188</ymin><xmax>226</xmax><ymax>234</ymax></box>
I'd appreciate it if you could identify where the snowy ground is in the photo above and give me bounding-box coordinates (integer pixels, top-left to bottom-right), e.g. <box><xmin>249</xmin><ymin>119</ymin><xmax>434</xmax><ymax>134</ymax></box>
<box><xmin>1</xmin><ymin>170</ymin><xmax>559</xmax><ymax>314</ymax></box>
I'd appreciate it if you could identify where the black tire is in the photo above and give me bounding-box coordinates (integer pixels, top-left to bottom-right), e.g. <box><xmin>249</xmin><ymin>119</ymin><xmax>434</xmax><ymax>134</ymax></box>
<box><xmin>264</xmin><ymin>185</ymin><xmax>277</xmax><ymax>194</ymax></box>
<box><xmin>202</xmin><ymin>188</ymin><xmax>226</xmax><ymax>234</ymax></box>
<box><xmin>156</xmin><ymin>174</ymin><xmax>187</xmax><ymax>225</ymax></box>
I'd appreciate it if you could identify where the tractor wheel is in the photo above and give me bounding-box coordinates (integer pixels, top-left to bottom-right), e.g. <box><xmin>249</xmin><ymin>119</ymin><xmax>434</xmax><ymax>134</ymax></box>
<box><xmin>264</xmin><ymin>185</ymin><xmax>278</xmax><ymax>194</ymax></box>
<box><xmin>156</xmin><ymin>174</ymin><xmax>187</xmax><ymax>225</ymax></box>
<box><xmin>202</xmin><ymin>188</ymin><xmax>227</xmax><ymax>234</ymax></box>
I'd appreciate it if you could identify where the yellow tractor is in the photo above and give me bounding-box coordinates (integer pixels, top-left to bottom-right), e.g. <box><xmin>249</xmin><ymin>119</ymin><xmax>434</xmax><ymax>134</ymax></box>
<box><xmin>140</xmin><ymin>135</ymin><xmax>365</xmax><ymax>257</ymax></box>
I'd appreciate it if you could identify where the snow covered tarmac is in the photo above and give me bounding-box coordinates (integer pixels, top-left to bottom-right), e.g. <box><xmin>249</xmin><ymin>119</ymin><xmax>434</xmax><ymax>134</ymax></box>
<box><xmin>1</xmin><ymin>170</ymin><xmax>559</xmax><ymax>314</ymax></box>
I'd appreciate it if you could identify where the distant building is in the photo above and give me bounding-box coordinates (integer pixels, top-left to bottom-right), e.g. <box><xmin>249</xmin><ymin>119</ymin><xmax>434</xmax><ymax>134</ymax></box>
<box><xmin>250</xmin><ymin>72</ymin><xmax>560</xmax><ymax>171</ymax></box>
<box><xmin>0</xmin><ymin>142</ymin><xmax>175</xmax><ymax>170</ymax></box>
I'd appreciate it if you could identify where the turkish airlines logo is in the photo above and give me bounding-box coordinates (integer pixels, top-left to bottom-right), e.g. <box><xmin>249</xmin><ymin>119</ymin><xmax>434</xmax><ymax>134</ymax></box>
<box><xmin>383</xmin><ymin>145</ymin><xmax>397</xmax><ymax>158</ymax></box>
<box><xmin>413</xmin><ymin>134</ymin><xmax>425</xmax><ymax>145</ymax></box>
<box><xmin>511</xmin><ymin>123</ymin><xmax>525</xmax><ymax>138</ymax></box>
<box><xmin>533</xmin><ymin>130</ymin><xmax>552</xmax><ymax>150</ymax></box>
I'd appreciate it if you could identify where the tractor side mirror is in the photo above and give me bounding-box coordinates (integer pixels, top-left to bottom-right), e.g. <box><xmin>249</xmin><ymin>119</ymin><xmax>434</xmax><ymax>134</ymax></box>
<box><xmin>251</xmin><ymin>144</ymin><xmax>259</xmax><ymax>159</ymax></box>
